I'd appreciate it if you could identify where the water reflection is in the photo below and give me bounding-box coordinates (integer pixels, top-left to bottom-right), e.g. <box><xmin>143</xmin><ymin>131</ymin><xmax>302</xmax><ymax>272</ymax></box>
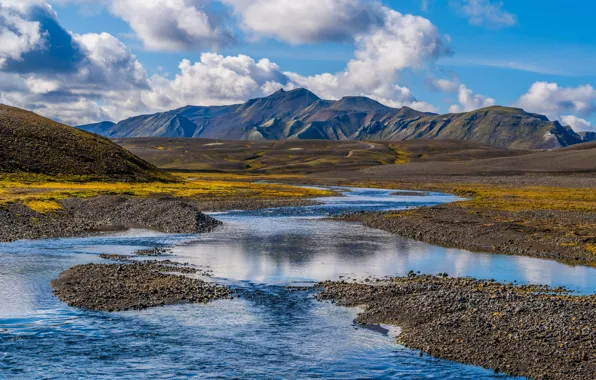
<box><xmin>176</xmin><ymin>215</ymin><xmax>596</xmax><ymax>293</ymax></box>
<box><xmin>0</xmin><ymin>187</ymin><xmax>592</xmax><ymax>379</ymax></box>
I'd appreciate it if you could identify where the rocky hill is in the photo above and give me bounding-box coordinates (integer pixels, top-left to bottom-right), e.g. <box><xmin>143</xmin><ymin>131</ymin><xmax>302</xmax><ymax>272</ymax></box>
<box><xmin>0</xmin><ymin>104</ymin><xmax>173</xmax><ymax>181</ymax></box>
<box><xmin>78</xmin><ymin>88</ymin><xmax>583</xmax><ymax>150</ymax></box>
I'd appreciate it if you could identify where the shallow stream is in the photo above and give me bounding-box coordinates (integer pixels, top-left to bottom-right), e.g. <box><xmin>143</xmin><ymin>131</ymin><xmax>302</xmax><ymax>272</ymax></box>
<box><xmin>1</xmin><ymin>187</ymin><xmax>595</xmax><ymax>379</ymax></box>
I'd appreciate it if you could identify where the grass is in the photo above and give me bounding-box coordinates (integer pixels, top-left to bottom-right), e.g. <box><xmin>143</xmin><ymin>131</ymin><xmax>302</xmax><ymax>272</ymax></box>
<box><xmin>343</xmin><ymin>179</ymin><xmax>596</xmax><ymax>213</ymax></box>
<box><xmin>0</xmin><ymin>173</ymin><xmax>334</xmax><ymax>212</ymax></box>
<box><xmin>441</xmin><ymin>185</ymin><xmax>596</xmax><ymax>213</ymax></box>
<box><xmin>328</xmin><ymin>181</ymin><xmax>596</xmax><ymax>266</ymax></box>
<box><xmin>25</xmin><ymin>200</ymin><xmax>63</xmax><ymax>214</ymax></box>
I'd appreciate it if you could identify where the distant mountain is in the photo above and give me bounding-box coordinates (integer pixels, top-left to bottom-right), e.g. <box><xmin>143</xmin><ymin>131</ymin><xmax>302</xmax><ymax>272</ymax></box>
<box><xmin>579</xmin><ymin>131</ymin><xmax>596</xmax><ymax>143</ymax></box>
<box><xmin>0</xmin><ymin>104</ymin><xmax>173</xmax><ymax>181</ymax></box>
<box><xmin>77</xmin><ymin>88</ymin><xmax>583</xmax><ymax>150</ymax></box>
<box><xmin>77</xmin><ymin>121</ymin><xmax>116</xmax><ymax>135</ymax></box>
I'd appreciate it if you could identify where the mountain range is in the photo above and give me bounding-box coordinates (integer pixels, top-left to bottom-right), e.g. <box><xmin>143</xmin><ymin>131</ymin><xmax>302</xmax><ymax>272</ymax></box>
<box><xmin>77</xmin><ymin>88</ymin><xmax>586</xmax><ymax>150</ymax></box>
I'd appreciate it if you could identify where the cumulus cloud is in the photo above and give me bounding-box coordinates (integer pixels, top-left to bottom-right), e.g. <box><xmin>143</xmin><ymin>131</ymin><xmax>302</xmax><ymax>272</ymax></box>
<box><xmin>73</xmin><ymin>32</ymin><xmax>148</xmax><ymax>90</ymax></box>
<box><xmin>516</xmin><ymin>82</ymin><xmax>596</xmax><ymax>132</ymax></box>
<box><xmin>0</xmin><ymin>1</ymin><xmax>85</xmax><ymax>73</ymax></box>
<box><xmin>0</xmin><ymin>1</ymin><xmax>45</xmax><ymax>66</ymax></box>
<box><xmin>516</xmin><ymin>82</ymin><xmax>596</xmax><ymax>118</ymax></box>
<box><xmin>561</xmin><ymin>115</ymin><xmax>594</xmax><ymax>132</ymax></box>
<box><xmin>222</xmin><ymin>0</ymin><xmax>385</xmax><ymax>44</ymax></box>
<box><xmin>0</xmin><ymin>1</ymin><xmax>149</xmax><ymax>124</ymax></box>
<box><xmin>428</xmin><ymin>77</ymin><xmax>460</xmax><ymax>93</ymax></box>
<box><xmin>451</xmin><ymin>0</ymin><xmax>516</xmax><ymax>28</ymax></box>
<box><xmin>282</xmin><ymin>7</ymin><xmax>449</xmax><ymax>112</ymax></box>
<box><xmin>142</xmin><ymin>53</ymin><xmax>290</xmax><ymax>110</ymax></box>
<box><xmin>110</xmin><ymin>0</ymin><xmax>234</xmax><ymax>51</ymax></box>
<box><xmin>0</xmin><ymin>0</ymin><xmax>453</xmax><ymax>124</ymax></box>
<box><xmin>448</xmin><ymin>84</ymin><xmax>495</xmax><ymax>113</ymax></box>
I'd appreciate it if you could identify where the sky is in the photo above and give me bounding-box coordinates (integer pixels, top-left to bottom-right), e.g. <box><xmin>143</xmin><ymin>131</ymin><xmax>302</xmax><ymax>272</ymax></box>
<box><xmin>1</xmin><ymin>0</ymin><xmax>596</xmax><ymax>133</ymax></box>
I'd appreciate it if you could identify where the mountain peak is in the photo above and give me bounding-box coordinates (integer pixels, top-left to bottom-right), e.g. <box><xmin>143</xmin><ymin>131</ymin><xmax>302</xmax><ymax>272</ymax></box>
<box><xmin>332</xmin><ymin>96</ymin><xmax>391</xmax><ymax>111</ymax></box>
<box><xmin>271</xmin><ymin>87</ymin><xmax>320</xmax><ymax>100</ymax></box>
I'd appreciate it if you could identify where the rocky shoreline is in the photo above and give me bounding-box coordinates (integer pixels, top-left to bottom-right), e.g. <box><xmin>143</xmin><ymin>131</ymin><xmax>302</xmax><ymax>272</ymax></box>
<box><xmin>317</xmin><ymin>275</ymin><xmax>595</xmax><ymax>380</ymax></box>
<box><xmin>338</xmin><ymin>204</ymin><xmax>596</xmax><ymax>266</ymax></box>
<box><xmin>0</xmin><ymin>195</ymin><xmax>321</xmax><ymax>243</ymax></box>
<box><xmin>52</xmin><ymin>247</ymin><xmax>230</xmax><ymax>312</ymax></box>
<box><xmin>0</xmin><ymin>196</ymin><xmax>222</xmax><ymax>242</ymax></box>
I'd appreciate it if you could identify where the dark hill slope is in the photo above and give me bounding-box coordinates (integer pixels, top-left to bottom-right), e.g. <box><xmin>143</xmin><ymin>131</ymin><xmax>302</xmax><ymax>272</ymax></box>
<box><xmin>0</xmin><ymin>104</ymin><xmax>173</xmax><ymax>181</ymax></box>
<box><xmin>77</xmin><ymin>89</ymin><xmax>582</xmax><ymax>150</ymax></box>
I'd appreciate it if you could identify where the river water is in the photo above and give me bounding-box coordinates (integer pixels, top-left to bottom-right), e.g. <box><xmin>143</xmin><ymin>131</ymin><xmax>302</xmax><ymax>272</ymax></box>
<box><xmin>1</xmin><ymin>187</ymin><xmax>595</xmax><ymax>379</ymax></box>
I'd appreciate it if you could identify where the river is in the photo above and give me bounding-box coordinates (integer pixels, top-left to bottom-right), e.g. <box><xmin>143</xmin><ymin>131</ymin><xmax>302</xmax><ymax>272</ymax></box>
<box><xmin>1</xmin><ymin>187</ymin><xmax>595</xmax><ymax>378</ymax></box>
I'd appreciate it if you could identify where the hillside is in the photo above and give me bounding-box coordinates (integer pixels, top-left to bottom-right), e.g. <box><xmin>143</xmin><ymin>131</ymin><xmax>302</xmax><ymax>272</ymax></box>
<box><xmin>0</xmin><ymin>104</ymin><xmax>173</xmax><ymax>181</ymax></box>
<box><xmin>115</xmin><ymin>138</ymin><xmax>527</xmax><ymax>174</ymax></box>
<box><xmin>79</xmin><ymin>88</ymin><xmax>583</xmax><ymax>150</ymax></box>
<box><xmin>355</xmin><ymin>106</ymin><xmax>581</xmax><ymax>150</ymax></box>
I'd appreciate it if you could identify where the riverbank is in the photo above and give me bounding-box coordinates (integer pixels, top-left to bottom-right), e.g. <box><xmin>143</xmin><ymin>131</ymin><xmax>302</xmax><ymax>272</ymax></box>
<box><xmin>291</xmin><ymin>174</ymin><xmax>596</xmax><ymax>266</ymax></box>
<box><xmin>0</xmin><ymin>196</ymin><xmax>221</xmax><ymax>242</ymax></box>
<box><xmin>0</xmin><ymin>173</ymin><xmax>330</xmax><ymax>242</ymax></box>
<box><xmin>317</xmin><ymin>274</ymin><xmax>595</xmax><ymax>380</ymax></box>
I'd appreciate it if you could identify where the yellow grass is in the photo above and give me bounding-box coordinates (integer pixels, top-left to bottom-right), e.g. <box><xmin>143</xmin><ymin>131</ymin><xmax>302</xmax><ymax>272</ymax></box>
<box><xmin>25</xmin><ymin>200</ymin><xmax>63</xmax><ymax>214</ymax></box>
<box><xmin>586</xmin><ymin>244</ymin><xmax>596</xmax><ymax>256</ymax></box>
<box><xmin>345</xmin><ymin>180</ymin><xmax>596</xmax><ymax>213</ymax></box>
<box><xmin>450</xmin><ymin>185</ymin><xmax>596</xmax><ymax>213</ymax></box>
<box><xmin>0</xmin><ymin>173</ymin><xmax>334</xmax><ymax>210</ymax></box>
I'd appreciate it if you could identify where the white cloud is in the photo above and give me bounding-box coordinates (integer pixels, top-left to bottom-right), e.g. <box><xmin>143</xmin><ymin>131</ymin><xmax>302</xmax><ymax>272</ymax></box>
<box><xmin>73</xmin><ymin>32</ymin><xmax>148</xmax><ymax>90</ymax></box>
<box><xmin>516</xmin><ymin>82</ymin><xmax>596</xmax><ymax>118</ymax></box>
<box><xmin>428</xmin><ymin>77</ymin><xmax>459</xmax><ymax>92</ymax></box>
<box><xmin>142</xmin><ymin>53</ymin><xmax>290</xmax><ymax>110</ymax></box>
<box><xmin>110</xmin><ymin>0</ymin><xmax>234</xmax><ymax>51</ymax></box>
<box><xmin>0</xmin><ymin>0</ymin><xmax>451</xmax><ymax>123</ymax></box>
<box><xmin>451</xmin><ymin>0</ymin><xmax>516</xmax><ymax>28</ymax></box>
<box><xmin>0</xmin><ymin>1</ymin><xmax>46</xmax><ymax>66</ymax></box>
<box><xmin>515</xmin><ymin>82</ymin><xmax>596</xmax><ymax>133</ymax></box>
<box><xmin>561</xmin><ymin>115</ymin><xmax>594</xmax><ymax>132</ymax></box>
<box><xmin>0</xmin><ymin>0</ymin><xmax>150</xmax><ymax>125</ymax></box>
<box><xmin>133</xmin><ymin>2</ymin><xmax>449</xmax><ymax>115</ymax></box>
<box><xmin>448</xmin><ymin>84</ymin><xmax>495</xmax><ymax>113</ymax></box>
<box><xmin>283</xmin><ymin>8</ymin><xmax>448</xmax><ymax>112</ymax></box>
<box><xmin>222</xmin><ymin>0</ymin><xmax>385</xmax><ymax>44</ymax></box>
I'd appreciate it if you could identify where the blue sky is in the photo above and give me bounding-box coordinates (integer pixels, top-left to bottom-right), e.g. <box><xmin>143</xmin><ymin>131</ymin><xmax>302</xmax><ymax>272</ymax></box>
<box><xmin>2</xmin><ymin>0</ymin><xmax>595</xmax><ymax>131</ymax></box>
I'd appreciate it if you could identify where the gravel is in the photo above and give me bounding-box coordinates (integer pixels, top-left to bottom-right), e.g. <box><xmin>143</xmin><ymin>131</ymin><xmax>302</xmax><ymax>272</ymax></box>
<box><xmin>0</xmin><ymin>196</ymin><xmax>222</xmax><ymax>242</ymax></box>
<box><xmin>338</xmin><ymin>204</ymin><xmax>596</xmax><ymax>266</ymax></box>
<box><xmin>51</xmin><ymin>261</ymin><xmax>231</xmax><ymax>312</ymax></box>
<box><xmin>317</xmin><ymin>275</ymin><xmax>595</xmax><ymax>380</ymax></box>
<box><xmin>53</xmin><ymin>246</ymin><xmax>228</xmax><ymax>312</ymax></box>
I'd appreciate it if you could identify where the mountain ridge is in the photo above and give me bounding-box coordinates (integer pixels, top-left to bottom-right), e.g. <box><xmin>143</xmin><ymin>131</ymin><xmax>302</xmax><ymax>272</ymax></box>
<box><xmin>77</xmin><ymin>88</ymin><xmax>583</xmax><ymax>150</ymax></box>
